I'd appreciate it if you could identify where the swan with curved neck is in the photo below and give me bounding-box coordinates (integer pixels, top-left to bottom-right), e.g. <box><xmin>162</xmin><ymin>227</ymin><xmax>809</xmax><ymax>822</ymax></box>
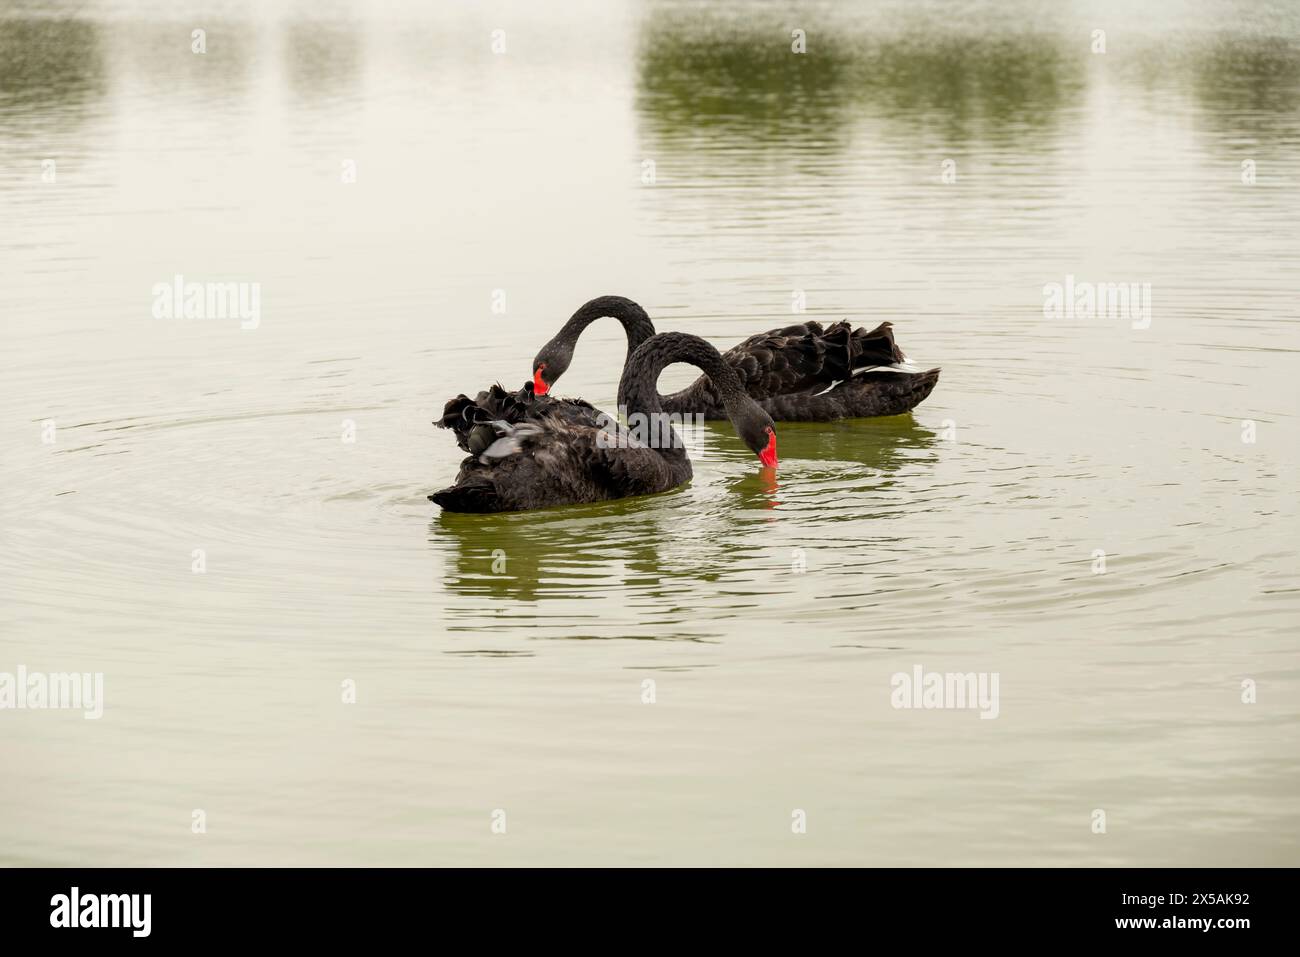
<box><xmin>532</xmin><ymin>294</ymin><xmax>940</xmax><ymax>421</ymax></box>
<box><xmin>432</xmin><ymin>333</ymin><xmax>776</xmax><ymax>513</ymax></box>
<box><xmin>618</xmin><ymin>332</ymin><xmax>778</xmax><ymax>470</ymax></box>
<box><xmin>532</xmin><ymin>295</ymin><xmax>654</xmax><ymax>396</ymax></box>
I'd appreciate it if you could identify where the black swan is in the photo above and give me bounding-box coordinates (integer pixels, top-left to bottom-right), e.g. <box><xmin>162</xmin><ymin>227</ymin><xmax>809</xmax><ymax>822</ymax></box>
<box><xmin>531</xmin><ymin>295</ymin><xmax>940</xmax><ymax>421</ymax></box>
<box><xmin>430</xmin><ymin>332</ymin><xmax>778</xmax><ymax>513</ymax></box>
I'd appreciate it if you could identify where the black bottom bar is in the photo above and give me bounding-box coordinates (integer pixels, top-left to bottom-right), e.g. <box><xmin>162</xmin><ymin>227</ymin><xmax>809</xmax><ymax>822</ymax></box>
<box><xmin>0</xmin><ymin>867</ymin><xmax>1285</xmax><ymax>943</ymax></box>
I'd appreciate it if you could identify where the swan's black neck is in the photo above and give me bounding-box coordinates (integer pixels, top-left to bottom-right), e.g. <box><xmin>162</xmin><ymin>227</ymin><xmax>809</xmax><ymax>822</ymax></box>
<box><xmin>618</xmin><ymin>333</ymin><xmax>771</xmax><ymax>467</ymax></box>
<box><xmin>559</xmin><ymin>295</ymin><xmax>656</xmax><ymax>357</ymax></box>
<box><xmin>618</xmin><ymin>332</ymin><xmax>744</xmax><ymax>421</ymax></box>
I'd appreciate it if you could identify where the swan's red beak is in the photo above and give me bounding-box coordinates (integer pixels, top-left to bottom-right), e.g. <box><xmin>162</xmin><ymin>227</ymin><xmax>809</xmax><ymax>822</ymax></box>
<box><xmin>759</xmin><ymin>430</ymin><xmax>778</xmax><ymax>469</ymax></box>
<box><xmin>532</xmin><ymin>366</ymin><xmax>549</xmax><ymax>396</ymax></box>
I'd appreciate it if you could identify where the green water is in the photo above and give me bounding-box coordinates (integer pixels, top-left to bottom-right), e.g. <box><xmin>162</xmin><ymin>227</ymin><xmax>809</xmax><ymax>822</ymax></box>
<box><xmin>1</xmin><ymin>0</ymin><xmax>1297</xmax><ymax>865</ymax></box>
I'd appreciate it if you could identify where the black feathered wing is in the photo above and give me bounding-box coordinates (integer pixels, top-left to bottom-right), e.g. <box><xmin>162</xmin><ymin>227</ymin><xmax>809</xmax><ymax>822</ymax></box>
<box><xmin>723</xmin><ymin>320</ymin><xmax>908</xmax><ymax>398</ymax></box>
<box><xmin>661</xmin><ymin>320</ymin><xmax>938</xmax><ymax>421</ymax></box>
<box><xmin>431</xmin><ymin>388</ymin><xmax>684</xmax><ymax>513</ymax></box>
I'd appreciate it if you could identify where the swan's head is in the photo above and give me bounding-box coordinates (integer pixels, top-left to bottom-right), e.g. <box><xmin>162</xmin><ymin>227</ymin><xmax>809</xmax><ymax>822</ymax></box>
<box><xmin>757</xmin><ymin>424</ymin><xmax>779</xmax><ymax>469</ymax></box>
<box><xmin>531</xmin><ymin>341</ymin><xmax>574</xmax><ymax>397</ymax></box>
<box><xmin>733</xmin><ymin>402</ymin><xmax>778</xmax><ymax>469</ymax></box>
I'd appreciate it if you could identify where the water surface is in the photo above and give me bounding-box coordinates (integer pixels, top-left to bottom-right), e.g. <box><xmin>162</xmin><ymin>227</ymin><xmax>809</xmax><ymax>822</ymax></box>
<box><xmin>2</xmin><ymin>0</ymin><xmax>1298</xmax><ymax>866</ymax></box>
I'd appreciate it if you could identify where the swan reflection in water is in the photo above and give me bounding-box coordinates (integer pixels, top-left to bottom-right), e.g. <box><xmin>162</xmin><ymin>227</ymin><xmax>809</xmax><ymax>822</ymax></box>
<box><xmin>431</xmin><ymin>494</ymin><xmax>680</xmax><ymax>605</ymax></box>
<box><xmin>431</xmin><ymin>414</ymin><xmax>937</xmax><ymax>606</ymax></box>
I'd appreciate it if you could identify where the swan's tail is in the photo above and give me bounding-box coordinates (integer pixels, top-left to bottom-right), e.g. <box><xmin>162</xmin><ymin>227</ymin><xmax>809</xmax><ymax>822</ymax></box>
<box><xmin>431</xmin><ymin>475</ymin><xmax>501</xmax><ymax>512</ymax></box>
<box><xmin>821</xmin><ymin>320</ymin><xmax>922</xmax><ymax>379</ymax></box>
<box><xmin>429</xmin><ymin>479</ymin><xmax>501</xmax><ymax>513</ymax></box>
<box><xmin>847</xmin><ymin>366</ymin><xmax>941</xmax><ymax>416</ymax></box>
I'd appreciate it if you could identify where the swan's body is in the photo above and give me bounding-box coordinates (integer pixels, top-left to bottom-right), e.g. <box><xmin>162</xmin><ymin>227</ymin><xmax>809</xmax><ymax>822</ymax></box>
<box><xmin>431</xmin><ymin>333</ymin><xmax>777</xmax><ymax>513</ymax></box>
<box><xmin>532</xmin><ymin>295</ymin><xmax>940</xmax><ymax>421</ymax></box>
